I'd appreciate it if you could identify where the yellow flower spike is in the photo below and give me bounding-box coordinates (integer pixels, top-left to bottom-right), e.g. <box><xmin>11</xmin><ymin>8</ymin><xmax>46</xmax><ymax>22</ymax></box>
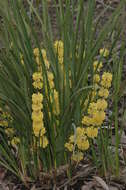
<box><xmin>86</xmin><ymin>127</ymin><xmax>98</xmax><ymax>138</ymax></box>
<box><xmin>100</xmin><ymin>48</ymin><xmax>109</xmax><ymax>57</ymax></box>
<box><xmin>32</xmin><ymin>49</ymin><xmax>49</xmax><ymax>145</ymax></box>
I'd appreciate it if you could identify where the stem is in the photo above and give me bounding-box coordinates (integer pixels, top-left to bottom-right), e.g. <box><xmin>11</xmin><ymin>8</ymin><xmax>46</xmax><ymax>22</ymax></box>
<box><xmin>115</xmin><ymin>95</ymin><xmax>119</xmax><ymax>176</ymax></box>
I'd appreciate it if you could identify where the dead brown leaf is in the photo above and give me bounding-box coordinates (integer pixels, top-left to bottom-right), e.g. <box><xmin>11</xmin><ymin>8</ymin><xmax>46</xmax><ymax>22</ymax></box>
<box><xmin>93</xmin><ymin>176</ymin><xmax>109</xmax><ymax>190</ymax></box>
<box><xmin>81</xmin><ymin>181</ymin><xmax>96</xmax><ymax>190</ymax></box>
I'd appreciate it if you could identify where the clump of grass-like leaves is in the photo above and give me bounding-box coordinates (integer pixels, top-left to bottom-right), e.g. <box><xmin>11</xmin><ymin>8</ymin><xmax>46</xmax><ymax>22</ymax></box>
<box><xmin>0</xmin><ymin>0</ymin><xmax>125</xmax><ymax>186</ymax></box>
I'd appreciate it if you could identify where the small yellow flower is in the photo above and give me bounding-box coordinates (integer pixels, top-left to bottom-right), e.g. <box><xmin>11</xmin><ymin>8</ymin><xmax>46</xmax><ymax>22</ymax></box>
<box><xmin>32</xmin><ymin>72</ymin><xmax>43</xmax><ymax>90</ymax></box>
<box><xmin>5</xmin><ymin>128</ymin><xmax>14</xmax><ymax>136</ymax></box>
<box><xmin>98</xmin><ymin>87</ymin><xmax>109</xmax><ymax>99</ymax></box>
<box><xmin>101</xmin><ymin>72</ymin><xmax>112</xmax><ymax>88</ymax></box>
<box><xmin>69</xmin><ymin>135</ymin><xmax>74</xmax><ymax>143</ymax></box>
<box><xmin>76</xmin><ymin>127</ymin><xmax>86</xmax><ymax>136</ymax></box>
<box><xmin>51</xmin><ymin>89</ymin><xmax>60</xmax><ymax>115</ymax></box>
<box><xmin>93</xmin><ymin>74</ymin><xmax>100</xmax><ymax>83</ymax></box>
<box><xmin>33</xmin><ymin>123</ymin><xmax>45</xmax><ymax>137</ymax></box>
<box><xmin>0</xmin><ymin>120</ymin><xmax>8</xmax><ymax>127</ymax></box>
<box><xmin>86</xmin><ymin>127</ymin><xmax>98</xmax><ymax>138</ymax></box>
<box><xmin>93</xmin><ymin>61</ymin><xmax>103</xmax><ymax>72</ymax></box>
<box><xmin>88</xmin><ymin>102</ymin><xmax>98</xmax><ymax>115</ymax></box>
<box><xmin>32</xmin><ymin>93</ymin><xmax>43</xmax><ymax>104</ymax></box>
<box><xmin>32</xmin><ymin>104</ymin><xmax>43</xmax><ymax>112</ymax></box>
<box><xmin>20</xmin><ymin>54</ymin><xmax>24</xmax><ymax>65</ymax></box>
<box><xmin>99</xmin><ymin>48</ymin><xmax>109</xmax><ymax>57</ymax></box>
<box><xmin>11</xmin><ymin>137</ymin><xmax>20</xmax><ymax>147</ymax></box>
<box><xmin>33</xmin><ymin>48</ymin><xmax>39</xmax><ymax>57</ymax></box>
<box><xmin>32</xmin><ymin>72</ymin><xmax>42</xmax><ymax>81</ymax></box>
<box><xmin>41</xmin><ymin>49</ymin><xmax>47</xmax><ymax>59</ymax></box>
<box><xmin>92</xmin><ymin>111</ymin><xmax>105</xmax><ymax>126</ymax></box>
<box><xmin>76</xmin><ymin>137</ymin><xmax>89</xmax><ymax>151</ymax></box>
<box><xmin>91</xmin><ymin>90</ymin><xmax>97</xmax><ymax>101</ymax></box>
<box><xmin>97</xmin><ymin>99</ymin><xmax>108</xmax><ymax>111</ymax></box>
<box><xmin>71</xmin><ymin>152</ymin><xmax>83</xmax><ymax>162</ymax></box>
<box><xmin>65</xmin><ymin>143</ymin><xmax>74</xmax><ymax>152</ymax></box>
<box><xmin>47</xmin><ymin>72</ymin><xmax>54</xmax><ymax>89</ymax></box>
<box><xmin>32</xmin><ymin>112</ymin><xmax>43</xmax><ymax>122</ymax></box>
<box><xmin>82</xmin><ymin>116</ymin><xmax>93</xmax><ymax>126</ymax></box>
<box><xmin>40</xmin><ymin>136</ymin><xmax>48</xmax><ymax>148</ymax></box>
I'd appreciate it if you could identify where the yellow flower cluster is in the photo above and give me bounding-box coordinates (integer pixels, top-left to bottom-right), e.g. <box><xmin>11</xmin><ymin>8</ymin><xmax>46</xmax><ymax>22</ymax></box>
<box><xmin>65</xmin><ymin>127</ymin><xmax>89</xmax><ymax>162</ymax></box>
<box><xmin>32</xmin><ymin>93</ymin><xmax>45</xmax><ymax>136</ymax></box>
<box><xmin>82</xmin><ymin>67</ymin><xmax>112</xmax><ymax>129</ymax></box>
<box><xmin>99</xmin><ymin>48</ymin><xmax>109</xmax><ymax>57</ymax></box>
<box><xmin>32</xmin><ymin>72</ymin><xmax>43</xmax><ymax>89</ymax></box>
<box><xmin>11</xmin><ymin>137</ymin><xmax>20</xmax><ymax>147</ymax></box>
<box><xmin>33</xmin><ymin>47</ymin><xmax>60</xmax><ymax>116</ymax></box>
<box><xmin>101</xmin><ymin>72</ymin><xmax>112</xmax><ymax>89</ymax></box>
<box><xmin>33</xmin><ymin>48</ymin><xmax>50</xmax><ymax>71</ymax></box>
<box><xmin>0</xmin><ymin>108</ymin><xmax>19</xmax><ymax>147</ymax></box>
<box><xmin>71</xmin><ymin>152</ymin><xmax>83</xmax><ymax>162</ymax></box>
<box><xmin>65</xmin><ymin>47</ymin><xmax>112</xmax><ymax>162</ymax></box>
<box><xmin>98</xmin><ymin>87</ymin><xmax>109</xmax><ymax>99</ymax></box>
<box><xmin>0</xmin><ymin>108</ymin><xmax>13</xmax><ymax>130</ymax></box>
<box><xmin>32</xmin><ymin>51</ymin><xmax>48</xmax><ymax>148</ymax></box>
<box><xmin>32</xmin><ymin>92</ymin><xmax>48</xmax><ymax>148</ymax></box>
<box><xmin>93</xmin><ymin>61</ymin><xmax>103</xmax><ymax>72</ymax></box>
<box><xmin>82</xmin><ymin>99</ymin><xmax>107</xmax><ymax>126</ymax></box>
